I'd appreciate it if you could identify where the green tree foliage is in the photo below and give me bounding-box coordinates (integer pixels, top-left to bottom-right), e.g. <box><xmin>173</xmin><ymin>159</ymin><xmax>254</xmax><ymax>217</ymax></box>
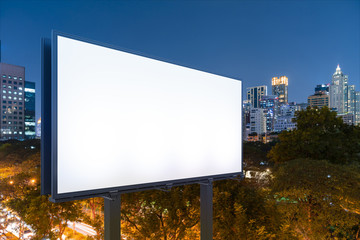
<box><xmin>0</xmin><ymin>140</ymin><xmax>84</xmax><ymax>239</ymax></box>
<box><xmin>121</xmin><ymin>185</ymin><xmax>200</xmax><ymax>240</ymax></box>
<box><xmin>272</xmin><ymin>159</ymin><xmax>360</xmax><ymax>239</ymax></box>
<box><xmin>268</xmin><ymin>107</ymin><xmax>360</xmax><ymax>164</ymax></box>
<box><xmin>213</xmin><ymin>179</ymin><xmax>280</xmax><ymax>240</ymax></box>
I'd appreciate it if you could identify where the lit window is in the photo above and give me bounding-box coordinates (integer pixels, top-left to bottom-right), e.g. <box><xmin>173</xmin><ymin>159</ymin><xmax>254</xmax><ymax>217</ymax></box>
<box><xmin>19</xmin><ymin>131</ymin><xmax>22</xmax><ymax>134</ymax></box>
<box><xmin>8</xmin><ymin>122</ymin><xmax>11</xmax><ymax>124</ymax></box>
<box><xmin>14</xmin><ymin>131</ymin><xmax>17</xmax><ymax>134</ymax></box>
<box><xmin>14</xmin><ymin>92</ymin><xmax>17</xmax><ymax>95</ymax></box>
<box><xmin>2</xmin><ymin>96</ymin><xmax>5</xmax><ymax>99</ymax></box>
<box><xmin>19</xmin><ymin>98</ymin><xmax>22</xmax><ymax>100</ymax></box>
<box><xmin>13</xmin><ymin>77</ymin><xmax>17</xmax><ymax>80</ymax></box>
<box><xmin>2</xmin><ymin>90</ymin><xmax>5</xmax><ymax>93</ymax></box>
<box><xmin>19</xmin><ymin>77</ymin><xmax>22</xmax><ymax>80</ymax></box>
<box><xmin>8</xmin><ymin>96</ymin><xmax>12</xmax><ymax>99</ymax></box>
<box><xmin>2</xmin><ymin>85</ymin><xmax>6</xmax><ymax>88</ymax></box>
<box><xmin>8</xmin><ymin>76</ymin><xmax>11</xmax><ymax>79</ymax></box>
<box><xmin>8</xmin><ymin>86</ymin><xmax>11</xmax><ymax>89</ymax></box>
<box><xmin>19</xmin><ymin>87</ymin><xmax>23</xmax><ymax>90</ymax></box>
<box><xmin>8</xmin><ymin>91</ymin><xmax>11</xmax><ymax>94</ymax></box>
<box><xmin>2</xmin><ymin>75</ymin><xmax>6</xmax><ymax>78</ymax></box>
<box><xmin>14</xmin><ymin>97</ymin><xmax>17</xmax><ymax>100</ymax></box>
<box><xmin>19</xmin><ymin>92</ymin><xmax>22</xmax><ymax>96</ymax></box>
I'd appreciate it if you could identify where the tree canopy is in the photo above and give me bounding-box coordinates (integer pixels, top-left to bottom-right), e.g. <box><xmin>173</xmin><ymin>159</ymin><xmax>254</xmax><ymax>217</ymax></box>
<box><xmin>268</xmin><ymin>107</ymin><xmax>360</xmax><ymax>164</ymax></box>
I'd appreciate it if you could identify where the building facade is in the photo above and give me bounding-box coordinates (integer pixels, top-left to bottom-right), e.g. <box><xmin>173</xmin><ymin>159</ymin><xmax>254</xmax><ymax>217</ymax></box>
<box><xmin>329</xmin><ymin>65</ymin><xmax>348</xmax><ymax>114</ymax></box>
<box><xmin>308</xmin><ymin>94</ymin><xmax>330</xmax><ymax>108</ymax></box>
<box><xmin>272</xmin><ymin>76</ymin><xmax>288</xmax><ymax>105</ymax></box>
<box><xmin>260</xmin><ymin>95</ymin><xmax>279</xmax><ymax>132</ymax></box>
<box><xmin>0</xmin><ymin>63</ymin><xmax>25</xmax><ymax>140</ymax></box>
<box><xmin>249</xmin><ymin>108</ymin><xmax>267</xmax><ymax>135</ymax></box>
<box><xmin>246</xmin><ymin>85</ymin><xmax>267</xmax><ymax>108</ymax></box>
<box><xmin>274</xmin><ymin>116</ymin><xmax>297</xmax><ymax>132</ymax></box>
<box><xmin>24</xmin><ymin>81</ymin><xmax>36</xmax><ymax>139</ymax></box>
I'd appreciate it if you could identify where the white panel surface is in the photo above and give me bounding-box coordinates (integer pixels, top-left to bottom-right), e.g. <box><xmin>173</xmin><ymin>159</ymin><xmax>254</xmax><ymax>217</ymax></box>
<box><xmin>57</xmin><ymin>35</ymin><xmax>242</xmax><ymax>194</ymax></box>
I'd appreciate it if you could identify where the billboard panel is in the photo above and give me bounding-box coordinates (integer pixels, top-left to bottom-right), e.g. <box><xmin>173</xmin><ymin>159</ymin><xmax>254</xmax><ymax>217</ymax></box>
<box><xmin>51</xmin><ymin>32</ymin><xmax>242</xmax><ymax>201</ymax></box>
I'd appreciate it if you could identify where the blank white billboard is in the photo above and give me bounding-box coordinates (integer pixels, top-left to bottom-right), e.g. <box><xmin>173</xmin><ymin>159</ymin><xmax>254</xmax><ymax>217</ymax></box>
<box><xmin>54</xmin><ymin>33</ymin><xmax>242</xmax><ymax>198</ymax></box>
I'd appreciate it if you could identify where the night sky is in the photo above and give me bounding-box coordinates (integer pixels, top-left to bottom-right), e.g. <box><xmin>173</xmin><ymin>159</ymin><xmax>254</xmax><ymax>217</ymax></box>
<box><xmin>0</xmin><ymin>0</ymin><xmax>359</xmax><ymax>122</ymax></box>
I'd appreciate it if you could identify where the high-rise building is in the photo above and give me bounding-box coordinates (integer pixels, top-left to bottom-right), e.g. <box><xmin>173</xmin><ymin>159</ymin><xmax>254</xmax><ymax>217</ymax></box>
<box><xmin>308</xmin><ymin>94</ymin><xmax>330</xmax><ymax>108</ymax></box>
<box><xmin>274</xmin><ymin>116</ymin><xmax>297</xmax><ymax>132</ymax></box>
<box><xmin>0</xmin><ymin>63</ymin><xmax>25</xmax><ymax>140</ymax></box>
<box><xmin>347</xmin><ymin>85</ymin><xmax>356</xmax><ymax>116</ymax></box>
<box><xmin>24</xmin><ymin>81</ymin><xmax>36</xmax><ymax>139</ymax></box>
<box><xmin>356</xmin><ymin>92</ymin><xmax>360</xmax><ymax>126</ymax></box>
<box><xmin>246</xmin><ymin>85</ymin><xmax>267</xmax><ymax>108</ymax></box>
<box><xmin>329</xmin><ymin>65</ymin><xmax>348</xmax><ymax>114</ymax></box>
<box><xmin>308</xmin><ymin>84</ymin><xmax>330</xmax><ymax>109</ymax></box>
<box><xmin>315</xmin><ymin>84</ymin><xmax>330</xmax><ymax>94</ymax></box>
<box><xmin>272</xmin><ymin>76</ymin><xmax>288</xmax><ymax>105</ymax></box>
<box><xmin>249</xmin><ymin>108</ymin><xmax>267</xmax><ymax>135</ymax></box>
<box><xmin>36</xmin><ymin>117</ymin><xmax>41</xmax><ymax>139</ymax></box>
<box><xmin>260</xmin><ymin>95</ymin><xmax>279</xmax><ymax>132</ymax></box>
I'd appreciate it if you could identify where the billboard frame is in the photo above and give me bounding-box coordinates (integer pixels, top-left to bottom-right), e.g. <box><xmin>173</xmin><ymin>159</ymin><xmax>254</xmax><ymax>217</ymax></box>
<box><xmin>45</xmin><ymin>30</ymin><xmax>243</xmax><ymax>203</ymax></box>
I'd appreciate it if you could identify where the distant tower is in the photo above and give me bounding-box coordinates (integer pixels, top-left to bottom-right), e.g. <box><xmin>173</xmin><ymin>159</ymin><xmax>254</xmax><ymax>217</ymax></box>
<box><xmin>246</xmin><ymin>85</ymin><xmax>267</xmax><ymax>108</ymax></box>
<box><xmin>329</xmin><ymin>64</ymin><xmax>348</xmax><ymax>114</ymax></box>
<box><xmin>0</xmin><ymin>63</ymin><xmax>26</xmax><ymax>140</ymax></box>
<box><xmin>36</xmin><ymin>117</ymin><xmax>41</xmax><ymax>138</ymax></box>
<box><xmin>272</xmin><ymin>76</ymin><xmax>288</xmax><ymax>105</ymax></box>
<box><xmin>25</xmin><ymin>81</ymin><xmax>36</xmax><ymax>139</ymax></box>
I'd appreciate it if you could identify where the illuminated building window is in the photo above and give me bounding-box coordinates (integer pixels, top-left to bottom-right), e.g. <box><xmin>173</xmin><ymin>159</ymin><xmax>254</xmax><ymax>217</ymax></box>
<box><xmin>19</xmin><ymin>98</ymin><xmax>22</xmax><ymax>100</ymax></box>
<box><xmin>19</xmin><ymin>77</ymin><xmax>22</xmax><ymax>81</ymax></box>
<box><xmin>8</xmin><ymin>86</ymin><xmax>11</xmax><ymax>89</ymax></box>
<box><xmin>14</xmin><ymin>97</ymin><xmax>17</xmax><ymax>100</ymax></box>
<box><xmin>8</xmin><ymin>91</ymin><xmax>11</xmax><ymax>94</ymax></box>
<box><xmin>2</xmin><ymin>90</ymin><xmax>5</xmax><ymax>93</ymax></box>
<box><xmin>14</xmin><ymin>92</ymin><xmax>17</xmax><ymax>95</ymax></box>
<box><xmin>2</xmin><ymin>96</ymin><xmax>6</xmax><ymax>99</ymax></box>
<box><xmin>2</xmin><ymin>85</ymin><xmax>5</xmax><ymax>88</ymax></box>
<box><xmin>19</xmin><ymin>92</ymin><xmax>22</xmax><ymax>96</ymax></box>
<box><xmin>19</xmin><ymin>87</ymin><xmax>23</xmax><ymax>90</ymax></box>
<box><xmin>8</xmin><ymin>76</ymin><xmax>12</xmax><ymax>79</ymax></box>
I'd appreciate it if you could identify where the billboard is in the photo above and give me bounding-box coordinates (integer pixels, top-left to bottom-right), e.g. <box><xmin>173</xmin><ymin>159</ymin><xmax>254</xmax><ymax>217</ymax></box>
<box><xmin>47</xmin><ymin>32</ymin><xmax>242</xmax><ymax>201</ymax></box>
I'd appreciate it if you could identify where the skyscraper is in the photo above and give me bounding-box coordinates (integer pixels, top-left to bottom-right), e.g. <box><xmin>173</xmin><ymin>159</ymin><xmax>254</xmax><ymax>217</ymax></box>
<box><xmin>24</xmin><ymin>81</ymin><xmax>36</xmax><ymax>139</ymax></box>
<box><xmin>356</xmin><ymin>92</ymin><xmax>360</xmax><ymax>125</ymax></box>
<box><xmin>272</xmin><ymin>76</ymin><xmax>288</xmax><ymax>105</ymax></box>
<box><xmin>308</xmin><ymin>84</ymin><xmax>330</xmax><ymax>109</ymax></box>
<box><xmin>246</xmin><ymin>85</ymin><xmax>267</xmax><ymax>108</ymax></box>
<box><xmin>0</xmin><ymin>63</ymin><xmax>25</xmax><ymax>140</ymax></box>
<box><xmin>260</xmin><ymin>95</ymin><xmax>279</xmax><ymax>132</ymax></box>
<box><xmin>329</xmin><ymin>65</ymin><xmax>348</xmax><ymax>114</ymax></box>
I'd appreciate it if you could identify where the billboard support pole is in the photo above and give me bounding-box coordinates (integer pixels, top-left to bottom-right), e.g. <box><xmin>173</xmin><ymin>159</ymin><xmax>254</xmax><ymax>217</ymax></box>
<box><xmin>200</xmin><ymin>180</ymin><xmax>213</xmax><ymax>240</ymax></box>
<box><xmin>104</xmin><ymin>193</ymin><xmax>121</xmax><ymax>240</ymax></box>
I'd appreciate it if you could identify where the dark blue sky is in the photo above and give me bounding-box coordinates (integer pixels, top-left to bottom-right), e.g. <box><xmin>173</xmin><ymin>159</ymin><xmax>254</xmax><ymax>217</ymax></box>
<box><xmin>0</xmin><ymin>0</ymin><xmax>359</xmax><ymax>121</ymax></box>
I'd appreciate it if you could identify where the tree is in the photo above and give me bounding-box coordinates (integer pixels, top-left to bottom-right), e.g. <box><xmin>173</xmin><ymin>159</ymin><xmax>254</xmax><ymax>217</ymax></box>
<box><xmin>268</xmin><ymin>107</ymin><xmax>360</xmax><ymax>164</ymax></box>
<box><xmin>271</xmin><ymin>159</ymin><xmax>360</xmax><ymax>239</ymax></box>
<box><xmin>121</xmin><ymin>185</ymin><xmax>200</xmax><ymax>240</ymax></box>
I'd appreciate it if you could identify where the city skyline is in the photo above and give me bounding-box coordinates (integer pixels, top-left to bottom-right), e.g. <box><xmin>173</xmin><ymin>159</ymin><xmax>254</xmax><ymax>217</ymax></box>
<box><xmin>0</xmin><ymin>0</ymin><xmax>359</xmax><ymax>122</ymax></box>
